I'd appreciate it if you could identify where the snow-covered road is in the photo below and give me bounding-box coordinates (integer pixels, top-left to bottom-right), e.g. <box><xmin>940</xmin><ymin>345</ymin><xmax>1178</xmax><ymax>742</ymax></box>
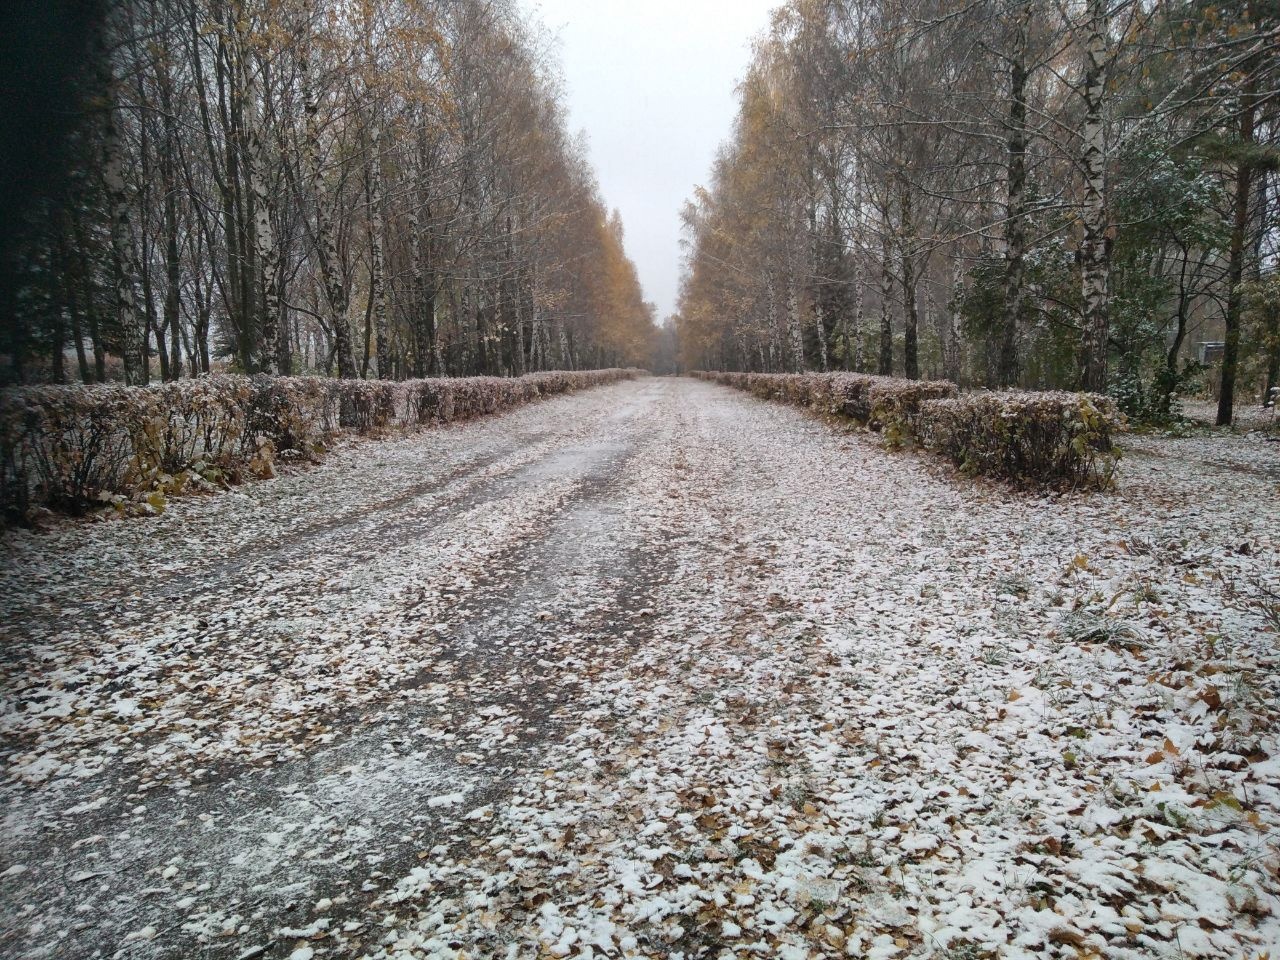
<box><xmin>2</xmin><ymin>377</ymin><xmax>1278</xmax><ymax>959</ymax></box>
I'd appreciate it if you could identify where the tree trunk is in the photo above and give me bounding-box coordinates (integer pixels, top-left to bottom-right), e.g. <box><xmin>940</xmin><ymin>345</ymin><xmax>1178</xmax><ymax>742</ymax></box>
<box><xmin>361</xmin><ymin>269</ymin><xmax>375</xmax><ymax>378</ymax></box>
<box><xmin>247</xmin><ymin>91</ymin><xmax>282</xmax><ymax>375</ymax></box>
<box><xmin>557</xmin><ymin>320</ymin><xmax>572</xmax><ymax>370</ymax></box>
<box><xmin>408</xmin><ymin>178</ymin><xmax>429</xmax><ymax>378</ymax></box>
<box><xmin>1217</xmin><ymin>16</ymin><xmax>1259</xmax><ymax>426</ymax></box>
<box><xmin>786</xmin><ymin>274</ymin><xmax>804</xmax><ymax>372</ymax></box>
<box><xmin>879</xmin><ymin>233</ymin><xmax>894</xmax><ymax>376</ymax></box>
<box><xmin>142</xmin><ymin>244</ymin><xmax>163</xmax><ymax>383</ymax></box>
<box><xmin>368</xmin><ymin>123</ymin><xmax>390</xmax><ymax>379</ymax></box>
<box><xmin>1078</xmin><ymin>0</ymin><xmax>1110</xmax><ymax>393</ymax></box>
<box><xmin>303</xmin><ymin>55</ymin><xmax>356</xmax><ymax>379</ymax></box>
<box><xmin>162</xmin><ymin>180</ymin><xmax>182</xmax><ymax>381</ymax></box>
<box><xmin>215</xmin><ymin>9</ymin><xmax>256</xmax><ymax>375</ymax></box>
<box><xmin>808</xmin><ymin>199</ymin><xmax>828</xmax><ymax>372</ymax></box>
<box><xmin>898</xmin><ymin>187</ymin><xmax>920</xmax><ymax>380</ymax></box>
<box><xmin>51</xmin><ymin>312</ymin><xmax>66</xmax><ymax>383</ymax></box>
<box><xmin>1000</xmin><ymin>17</ymin><xmax>1029</xmax><ymax>388</ymax></box>
<box><xmin>58</xmin><ymin>224</ymin><xmax>94</xmax><ymax>383</ymax></box>
<box><xmin>71</xmin><ymin>307</ymin><xmax>91</xmax><ymax>384</ymax></box>
<box><xmin>945</xmin><ymin>255</ymin><xmax>963</xmax><ymax>383</ymax></box>
<box><xmin>71</xmin><ymin>209</ymin><xmax>107</xmax><ymax>381</ymax></box>
<box><xmin>1263</xmin><ymin>328</ymin><xmax>1279</xmax><ymax>411</ymax></box>
<box><xmin>765</xmin><ymin>274</ymin><xmax>779</xmax><ymax>372</ymax></box>
<box><xmin>851</xmin><ymin>272</ymin><xmax>864</xmax><ymax>372</ymax></box>
<box><xmin>104</xmin><ymin>84</ymin><xmax>145</xmax><ymax>384</ymax></box>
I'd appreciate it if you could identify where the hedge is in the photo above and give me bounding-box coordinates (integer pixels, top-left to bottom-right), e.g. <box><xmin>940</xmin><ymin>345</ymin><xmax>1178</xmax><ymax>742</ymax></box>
<box><xmin>1</xmin><ymin>369</ymin><xmax>643</xmax><ymax>519</ymax></box>
<box><xmin>694</xmin><ymin>371</ymin><xmax>958</xmax><ymax>441</ymax></box>
<box><xmin>693</xmin><ymin>371</ymin><xmax>1121</xmax><ymax>489</ymax></box>
<box><xmin>916</xmin><ymin>391</ymin><xmax>1120</xmax><ymax>490</ymax></box>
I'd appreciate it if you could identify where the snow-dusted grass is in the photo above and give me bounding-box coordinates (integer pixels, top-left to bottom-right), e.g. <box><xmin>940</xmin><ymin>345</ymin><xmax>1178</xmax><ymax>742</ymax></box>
<box><xmin>1</xmin><ymin>378</ymin><xmax>1277</xmax><ymax>959</ymax></box>
<box><xmin>1182</xmin><ymin>398</ymin><xmax>1278</xmax><ymax>432</ymax></box>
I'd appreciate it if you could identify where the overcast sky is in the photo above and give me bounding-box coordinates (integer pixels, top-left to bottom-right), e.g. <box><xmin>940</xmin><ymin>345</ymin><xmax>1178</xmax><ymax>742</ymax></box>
<box><xmin>522</xmin><ymin>0</ymin><xmax>779</xmax><ymax>321</ymax></box>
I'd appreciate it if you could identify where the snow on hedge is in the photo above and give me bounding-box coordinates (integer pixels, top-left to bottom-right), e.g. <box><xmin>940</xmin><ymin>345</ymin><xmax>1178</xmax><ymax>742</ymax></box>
<box><xmin>694</xmin><ymin>371</ymin><xmax>1122</xmax><ymax>489</ymax></box>
<box><xmin>919</xmin><ymin>391</ymin><xmax>1120</xmax><ymax>489</ymax></box>
<box><xmin>0</xmin><ymin>369</ymin><xmax>644</xmax><ymax>518</ymax></box>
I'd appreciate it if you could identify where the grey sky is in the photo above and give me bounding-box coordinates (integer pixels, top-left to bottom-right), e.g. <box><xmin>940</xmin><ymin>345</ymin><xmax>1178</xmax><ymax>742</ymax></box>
<box><xmin>523</xmin><ymin>0</ymin><xmax>779</xmax><ymax>321</ymax></box>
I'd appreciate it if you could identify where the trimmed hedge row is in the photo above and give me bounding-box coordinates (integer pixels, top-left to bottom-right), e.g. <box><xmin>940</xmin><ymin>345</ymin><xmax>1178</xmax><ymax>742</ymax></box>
<box><xmin>916</xmin><ymin>392</ymin><xmax>1120</xmax><ymax>489</ymax></box>
<box><xmin>693</xmin><ymin>371</ymin><xmax>1121</xmax><ymax>489</ymax></box>
<box><xmin>1</xmin><ymin>369</ymin><xmax>643</xmax><ymax>518</ymax></box>
<box><xmin>694</xmin><ymin>371</ymin><xmax>959</xmax><ymax>442</ymax></box>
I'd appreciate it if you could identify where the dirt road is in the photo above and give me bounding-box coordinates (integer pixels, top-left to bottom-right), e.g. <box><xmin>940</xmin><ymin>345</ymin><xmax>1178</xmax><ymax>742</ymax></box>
<box><xmin>2</xmin><ymin>378</ymin><xmax>1277</xmax><ymax>959</ymax></box>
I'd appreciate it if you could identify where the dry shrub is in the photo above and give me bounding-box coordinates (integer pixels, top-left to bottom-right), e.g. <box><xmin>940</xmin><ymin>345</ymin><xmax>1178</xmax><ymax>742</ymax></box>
<box><xmin>1</xmin><ymin>369</ymin><xmax>643</xmax><ymax>520</ymax></box>
<box><xmin>695</xmin><ymin>370</ymin><xmax>956</xmax><ymax>434</ymax></box>
<box><xmin>918</xmin><ymin>392</ymin><xmax>1121</xmax><ymax>490</ymax></box>
<box><xmin>694</xmin><ymin>371</ymin><xmax>1118</xmax><ymax>489</ymax></box>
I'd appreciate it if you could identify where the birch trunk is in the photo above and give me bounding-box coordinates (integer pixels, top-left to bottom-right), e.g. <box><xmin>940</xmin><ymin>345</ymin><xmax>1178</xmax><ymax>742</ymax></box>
<box><xmin>303</xmin><ymin>53</ymin><xmax>356</xmax><ymax>379</ymax></box>
<box><xmin>945</xmin><ymin>255</ymin><xmax>963</xmax><ymax>383</ymax></box>
<box><xmin>245</xmin><ymin>74</ymin><xmax>282</xmax><ymax>375</ymax></box>
<box><xmin>1000</xmin><ymin>13</ymin><xmax>1029</xmax><ymax>389</ymax></box>
<box><xmin>786</xmin><ymin>275</ymin><xmax>804</xmax><ymax>372</ymax></box>
<box><xmin>1078</xmin><ymin>0</ymin><xmax>1110</xmax><ymax>393</ymax></box>
<box><xmin>557</xmin><ymin>322</ymin><xmax>572</xmax><ymax>370</ymax></box>
<box><xmin>808</xmin><ymin>200</ymin><xmax>828</xmax><ymax>372</ymax></box>
<box><xmin>879</xmin><ymin>233</ymin><xmax>894</xmax><ymax>376</ymax></box>
<box><xmin>368</xmin><ymin>123</ymin><xmax>390</xmax><ymax>379</ymax></box>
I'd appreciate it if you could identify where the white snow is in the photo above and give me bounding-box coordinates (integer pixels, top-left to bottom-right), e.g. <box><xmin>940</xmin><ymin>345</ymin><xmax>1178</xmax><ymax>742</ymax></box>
<box><xmin>2</xmin><ymin>379</ymin><xmax>1277</xmax><ymax>959</ymax></box>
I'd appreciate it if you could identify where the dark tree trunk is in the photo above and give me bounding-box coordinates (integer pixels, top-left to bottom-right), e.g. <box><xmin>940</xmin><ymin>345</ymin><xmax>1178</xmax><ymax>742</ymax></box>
<box><xmin>1000</xmin><ymin>18</ymin><xmax>1028</xmax><ymax>389</ymax></box>
<box><xmin>1218</xmin><ymin>32</ymin><xmax>1258</xmax><ymax>426</ymax></box>
<box><xmin>879</xmin><ymin>233</ymin><xmax>894</xmax><ymax>376</ymax></box>
<box><xmin>1078</xmin><ymin>0</ymin><xmax>1110</xmax><ymax>393</ymax></box>
<box><xmin>51</xmin><ymin>312</ymin><xmax>67</xmax><ymax>383</ymax></box>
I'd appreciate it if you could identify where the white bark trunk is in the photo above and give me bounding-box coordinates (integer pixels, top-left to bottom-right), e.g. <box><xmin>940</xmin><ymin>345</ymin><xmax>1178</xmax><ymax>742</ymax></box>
<box><xmin>368</xmin><ymin>123</ymin><xmax>389</xmax><ymax>378</ymax></box>
<box><xmin>945</xmin><ymin>255</ymin><xmax>963</xmax><ymax>383</ymax></box>
<box><xmin>1079</xmin><ymin>0</ymin><xmax>1110</xmax><ymax>392</ymax></box>
<box><xmin>786</xmin><ymin>276</ymin><xmax>804</xmax><ymax>372</ymax></box>
<box><xmin>303</xmin><ymin>53</ymin><xmax>355</xmax><ymax>378</ymax></box>
<box><xmin>244</xmin><ymin>76</ymin><xmax>281</xmax><ymax>373</ymax></box>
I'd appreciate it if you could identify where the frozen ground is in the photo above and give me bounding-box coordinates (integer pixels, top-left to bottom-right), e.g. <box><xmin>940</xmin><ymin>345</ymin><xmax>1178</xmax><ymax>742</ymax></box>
<box><xmin>1</xmin><ymin>377</ymin><xmax>1278</xmax><ymax>959</ymax></box>
<box><xmin>1182</xmin><ymin>398</ymin><xmax>1277</xmax><ymax>432</ymax></box>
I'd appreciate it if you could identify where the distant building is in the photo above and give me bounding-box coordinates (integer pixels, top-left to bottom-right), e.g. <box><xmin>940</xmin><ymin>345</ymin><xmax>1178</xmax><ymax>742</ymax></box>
<box><xmin>1197</xmin><ymin>341</ymin><xmax>1225</xmax><ymax>365</ymax></box>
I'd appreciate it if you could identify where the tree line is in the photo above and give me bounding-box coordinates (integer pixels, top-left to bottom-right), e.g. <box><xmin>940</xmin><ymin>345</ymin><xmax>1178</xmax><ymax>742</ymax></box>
<box><xmin>674</xmin><ymin>0</ymin><xmax>1279</xmax><ymax>425</ymax></box>
<box><xmin>1</xmin><ymin>0</ymin><xmax>656</xmax><ymax>387</ymax></box>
